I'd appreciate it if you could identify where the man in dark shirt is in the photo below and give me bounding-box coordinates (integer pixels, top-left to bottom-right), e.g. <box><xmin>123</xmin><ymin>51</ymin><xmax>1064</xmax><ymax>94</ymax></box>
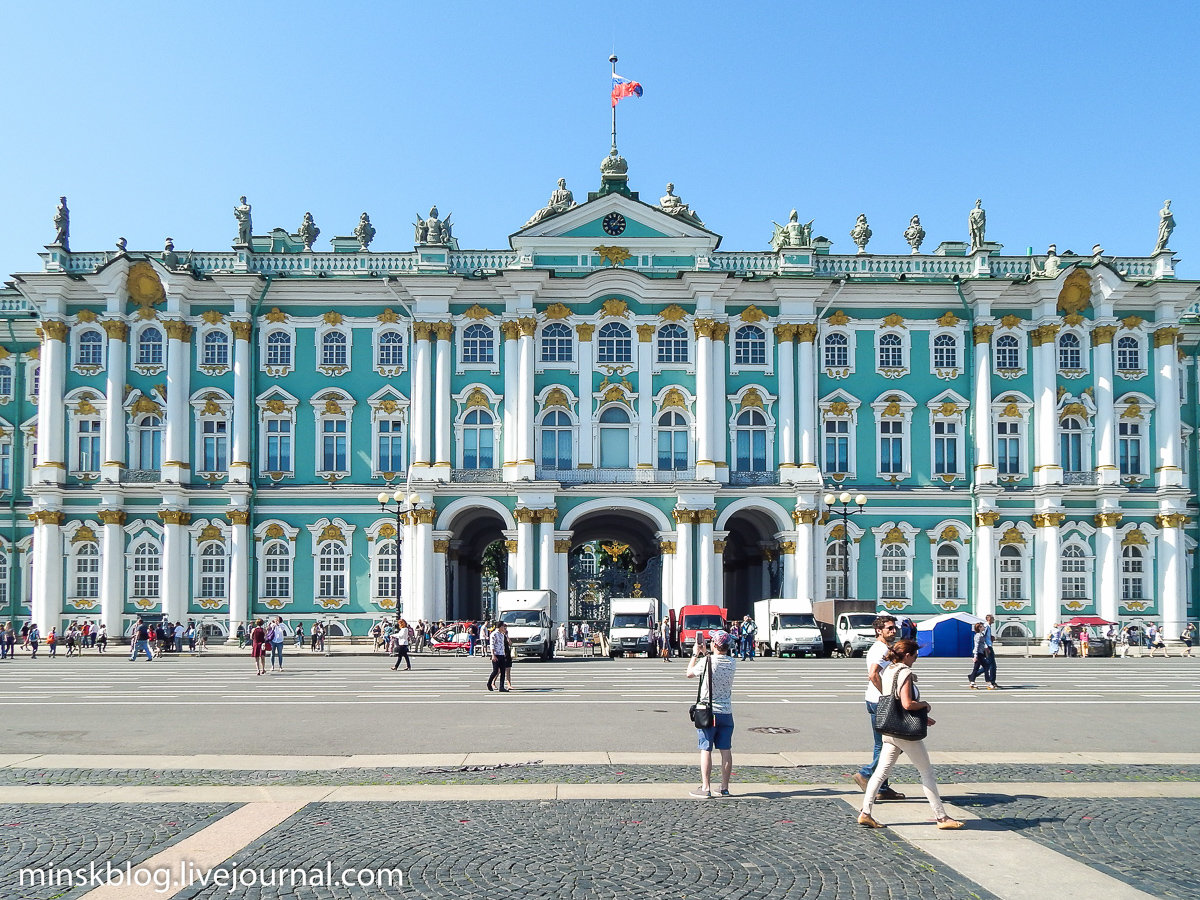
<box><xmin>131</xmin><ymin>619</ymin><xmax>153</xmax><ymax>662</ymax></box>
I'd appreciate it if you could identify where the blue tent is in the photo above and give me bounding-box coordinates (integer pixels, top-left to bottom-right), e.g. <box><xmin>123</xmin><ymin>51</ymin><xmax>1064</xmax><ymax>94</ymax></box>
<box><xmin>916</xmin><ymin>612</ymin><xmax>984</xmax><ymax>657</ymax></box>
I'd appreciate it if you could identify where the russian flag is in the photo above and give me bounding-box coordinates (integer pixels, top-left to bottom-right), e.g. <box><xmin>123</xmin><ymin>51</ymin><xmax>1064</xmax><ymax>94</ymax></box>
<box><xmin>611</xmin><ymin>74</ymin><xmax>643</xmax><ymax>108</ymax></box>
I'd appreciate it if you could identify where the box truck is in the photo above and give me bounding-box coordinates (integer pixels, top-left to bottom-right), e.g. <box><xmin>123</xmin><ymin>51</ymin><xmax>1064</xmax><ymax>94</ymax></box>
<box><xmin>495</xmin><ymin>590</ymin><xmax>556</xmax><ymax>660</ymax></box>
<box><xmin>678</xmin><ymin>604</ymin><xmax>727</xmax><ymax>655</ymax></box>
<box><xmin>608</xmin><ymin>597</ymin><xmax>658</xmax><ymax>658</ymax></box>
<box><xmin>753</xmin><ymin>599</ymin><xmax>825</xmax><ymax>657</ymax></box>
<box><xmin>813</xmin><ymin>599</ymin><xmax>878</xmax><ymax>657</ymax></box>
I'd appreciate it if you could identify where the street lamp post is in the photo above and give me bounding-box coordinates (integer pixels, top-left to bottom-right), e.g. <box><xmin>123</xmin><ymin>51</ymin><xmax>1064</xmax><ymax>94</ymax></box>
<box><xmin>822</xmin><ymin>491</ymin><xmax>868</xmax><ymax>599</ymax></box>
<box><xmin>377</xmin><ymin>488</ymin><xmax>420</xmax><ymax>621</ymax></box>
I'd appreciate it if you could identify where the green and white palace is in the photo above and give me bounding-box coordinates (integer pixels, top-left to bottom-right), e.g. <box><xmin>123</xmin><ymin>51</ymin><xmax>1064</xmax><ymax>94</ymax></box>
<box><xmin>4</xmin><ymin>156</ymin><xmax>1199</xmax><ymax>640</ymax></box>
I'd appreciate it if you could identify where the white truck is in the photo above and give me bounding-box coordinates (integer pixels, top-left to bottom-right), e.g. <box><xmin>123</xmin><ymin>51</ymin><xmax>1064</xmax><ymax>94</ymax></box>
<box><xmin>608</xmin><ymin>597</ymin><xmax>658</xmax><ymax>658</ymax></box>
<box><xmin>495</xmin><ymin>590</ymin><xmax>556</xmax><ymax>661</ymax></box>
<box><xmin>753</xmin><ymin>599</ymin><xmax>825</xmax><ymax>658</ymax></box>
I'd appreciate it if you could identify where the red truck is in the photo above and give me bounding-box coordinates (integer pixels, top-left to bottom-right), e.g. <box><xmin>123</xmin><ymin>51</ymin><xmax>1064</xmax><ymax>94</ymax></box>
<box><xmin>678</xmin><ymin>604</ymin><xmax>728</xmax><ymax>655</ymax></box>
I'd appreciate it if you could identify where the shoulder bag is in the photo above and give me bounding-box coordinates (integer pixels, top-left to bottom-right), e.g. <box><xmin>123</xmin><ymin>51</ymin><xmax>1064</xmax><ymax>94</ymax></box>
<box><xmin>873</xmin><ymin>666</ymin><xmax>928</xmax><ymax>740</ymax></box>
<box><xmin>688</xmin><ymin>656</ymin><xmax>715</xmax><ymax>728</ymax></box>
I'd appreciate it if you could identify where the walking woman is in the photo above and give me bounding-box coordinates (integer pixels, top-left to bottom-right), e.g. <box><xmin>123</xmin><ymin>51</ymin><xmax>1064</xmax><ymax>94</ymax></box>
<box><xmin>966</xmin><ymin>622</ymin><xmax>995</xmax><ymax>689</ymax></box>
<box><xmin>686</xmin><ymin>630</ymin><xmax>737</xmax><ymax>798</ymax></box>
<box><xmin>250</xmin><ymin>618</ymin><xmax>268</xmax><ymax>676</ymax></box>
<box><xmin>858</xmin><ymin>639</ymin><xmax>964</xmax><ymax>830</ymax></box>
<box><xmin>391</xmin><ymin>618</ymin><xmax>412</xmax><ymax>670</ymax></box>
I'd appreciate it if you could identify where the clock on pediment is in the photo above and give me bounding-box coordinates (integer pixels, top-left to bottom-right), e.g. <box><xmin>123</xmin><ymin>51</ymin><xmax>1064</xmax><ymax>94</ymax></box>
<box><xmin>602</xmin><ymin>212</ymin><xmax>627</xmax><ymax>236</ymax></box>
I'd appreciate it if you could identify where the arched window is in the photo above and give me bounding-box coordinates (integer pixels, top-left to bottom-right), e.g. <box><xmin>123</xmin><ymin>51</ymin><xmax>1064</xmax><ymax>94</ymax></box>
<box><xmin>202</xmin><ymin>331</ymin><xmax>229</xmax><ymax>367</ymax></box>
<box><xmin>540</xmin><ymin>323</ymin><xmax>572</xmax><ymax>363</ymax></box>
<box><xmin>462</xmin><ymin>324</ymin><xmax>495</xmax><ymax>364</ymax></box>
<box><xmin>263</xmin><ymin>541</ymin><xmax>291</xmax><ymax>598</ymax></box>
<box><xmin>734</xmin><ymin>325</ymin><xmax>767</xmax><ymax>366</ymax></box>
<box><xmin>375</xmin><ymin>538</ymin><xmax>399</xmax><ymax>602</ymax></box>
<box><xmin>1116</xmin><ymin>336</ymin><xmax>1141</xmax><ymax>371</ymax></box>
<box><xmin>998</xmin><ymin>545</ymin><xmax>1024</xmax><ymax>601</ymax></box>
<box><xmin>1121</xmin><ymin>545</ymin><xmax>1145</xmax><ymax>601</ymax></box>
<box><xmin>824</xmin><ymin>332</ymin><xmax>849</xmax><ymax>369</ymax></box>
<box><xmin>656</xmin><ymin>410</ymin><xmax>689</xmax><ymax>471</ymax></box>
<box><xmin>462</xmin><ymin>409</ymin><xmax>495</xmax><ymax>468</ymax></box>
<box><xmin>734</xmin><ymin>408</ymin><xmax>768</xmax><ymax>472</ymax></box>
<box><xmin>377</xmin><ymin>330</ymin><xmax>404</xmax><ymax>368</ymax></box>
<box><xmin>995</xmin><ymin>334</ymin><xmax>1020</xmax><ymax>370</ymax></box>
<box><xmin>539</xmin><ymin>410</ymin><xmax>573</xmax><ymax>470</ymax></box>
<box><xmin>656</xmin><ymin>324</ymin><xmax>688</xmax><ymax>364</ymax></box>
<box><xmin>1058</xmin><ymin>332</ymin><xmax>1082</xmax><ymax>370</ymax></box>
<box><xmin>825</xmin><ymin>542</ymin><xmax>849</xmax><ymax>599</ymax></box>
<box><xmin>133</xmin><ymin>415</ymin><xmax>163</xmax><ymax>470</ymax></box>
<box><xmin>73</xmin><ymin>542</ymin><xmax>100</xmax><ymax>598</ymax></box>
<box><xmin>266</xmin><ymin>330</ymin><xmax>292</xmax><ymax>367</ymax></box>
<box><xmin>199</xmin><ymin>543</ymin><xmax>226</xmax><ymax>599</ymax></box>
<box><xmin>578</xmin><ymin>548</ymin><xmax>597</xmax><ymax>577</ymax></box>
<box><xmin>318</xmin><ymin>543</ymin><xmax>348</xmax><ymax>599</ymax></box>
<box><xmin>77</xmin><ymin>329</ymin><xmax>104</xmax><ymax>367</ymax></box>
<box><xmin>137</xmin><ymin>327</ymin><xmax>164</xmax><ymax>367</ymax></box>
<box><xmin>132</xmin><ymin>542</ymin><xmax>161</xmax><ymax>599</ymax></box>
<box><xmin>1060</xmin><ymin>417</ymin><xmax>1084</xmax><ymax>473</ymax></box>
<box><xmin>878</xmin><ymin>333</ymin><xmax>903</xmax><ymax>369</ymax></box>
<box><xmin>1061</xmin><ymin>544</ymin><xmax>1089</xmax><ymax>601</ymax></box>
<box><xmin>321</xmin><ymin>331</ymin><xmax>348</xmax><ymax>367</ymax></box>
<box><xmin>880</xmin><ymin>544</ymin><xmax>908</xmax><ymax>600</ymax></box>
<box><xmin>935</xmin><ymin>544</ymin><xmax>960</xmax><ymax>600</ymax></box>
<box><xmin>597</xmin><ymin>323</ymin><xmax>632</xmax><ymax>364</ymax></box>
<box><xmin>598</xmin><ymin>406</ymin><xmax>631</xmax><ymax>468</ymax></box>
<box><xmin>933</xmin><ymin>333</ymin><xmax>958</xmax><ymax>369</ymax></box>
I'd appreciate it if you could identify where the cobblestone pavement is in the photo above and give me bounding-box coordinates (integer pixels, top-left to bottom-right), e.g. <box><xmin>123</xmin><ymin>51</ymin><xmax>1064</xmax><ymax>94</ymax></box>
<box><xmin>966</xmin><ymin>796</ymin><xmax>1200</xmax><ymax>899</ymax></box>
<box><xmin>1</xmin><ymin>763</ymin><xmax>1197</xmax><ymax>787</ymax></box>
<box><xmin>175</xmin><ymin>800</ymin><xmax>999</xmax><ymax>900</ymax></box>
<box><xmin>0</xmin><ymin>803</ymin><xmax>236</xmax><ymax>900</ymax></box>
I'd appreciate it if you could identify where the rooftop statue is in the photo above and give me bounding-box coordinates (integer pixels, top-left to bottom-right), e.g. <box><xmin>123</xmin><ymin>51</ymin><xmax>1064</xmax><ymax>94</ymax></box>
<box><xmin>234</xmin><ymin>195</ymin><xmax>252</xmax><ymax>246</ymax></box>
<box><xmin>903</xmin><ymin>215</ymin><xmax>925</xmax><ymax>254</ymax></box>
<box><xmin>115</xmin><ymin>237</ymin><xmax>127</xmax><ymax>254</ymax></box>
<box><xmin>850</xmin><ymin>214</ymin><xmax>872</xmax><ymax>254</ymax></box>
<box><xmin>524</xmin><ymin>178</ymin><xmax>577</xmax><ymax>227</ymax></box>
<box><xmin>53</xmin><ymin>196</ymin><xmax>69</xmax><ymax>250</ymax></box>
<box><xmin>1039</xmin><ymin>243</ymin><xmax>1061</xmax><ymax>278</ymax></box>
<box><xmin>770</xmin><ymin>209</ymin><xmax>813</xmax><ymax>251</ymax></box>
<box><xmin>1155</xmin><ymin>199</ymin><xmax>1175</xmax><ymax>254</ymax></box>
<box><xmin>162</xmin><ymin>237</ymin><xmax>180</xmax><ymax>269</ymax></box>
<box><xmin>415</xmin><ymin>206</ymin><xmax>456</xmax><ymax>248</ymax></box>
<box><xmin>658</xmin><ymin>182</ymin><xmax>703</xmax><ymax>225</ymax></box>
<box><xmin>968</xmin><ymin>198</ymin><xmax>986</xmax><ymax>251</ymax></box>
<box><xmin>353</xmin><ymin>213</ymin><xmax>376</xmax><ymax>251</ymax></box>
<box><xmin>298</xmin><ymin>212</ymin><xmax>320</xmax><ymax>251</ymax></box>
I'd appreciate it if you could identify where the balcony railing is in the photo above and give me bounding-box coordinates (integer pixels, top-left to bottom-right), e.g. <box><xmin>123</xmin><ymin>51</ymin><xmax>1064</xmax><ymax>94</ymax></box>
<box><xmin>449</xmin><ymin>468</ymin><xmax>502</xmax><ymax>483</ymax></box>
<box><xmin>729</xmin><ymin>470</ymin><xmax>781</xmax><ymax>486</ymax></box>
<box><xmin>539</xmin><ymin>467</ymin><xmax>695</xmax><ymax>484</ymax></box>
<box><xmin>1063</xmin><ymin>471</ymin><xmax>1101</xmax><ymax>485</ymax></box>
<box><xmin>120</xmin><ymin>469</ymin><xmax>161</xmax><ymax>484</ymax></box>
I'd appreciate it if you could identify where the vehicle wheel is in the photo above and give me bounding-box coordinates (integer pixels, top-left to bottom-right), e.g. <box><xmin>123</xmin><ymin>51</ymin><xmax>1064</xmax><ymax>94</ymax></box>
<box><xmin>843</xmin><ymin>642</ymin><xmax>855</xmax><ymax>658</ymax></box>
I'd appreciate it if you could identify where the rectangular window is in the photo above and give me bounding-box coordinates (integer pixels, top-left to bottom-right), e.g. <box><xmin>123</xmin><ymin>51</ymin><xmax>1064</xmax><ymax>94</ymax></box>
<box><xmin>199</xmin><ymin>555</ymin><xmax>226</xmax><ymax>598</ymax></box>
<box><xmin>736</xmin><ymin>430</ymin><xmax>767</xmax><ymax>472</ymax></box>
<box><xmin>997</xmin><ymin>421</ymin><xmax>1021</xmax><ymax>475</ymax></box>
<box><xmin>599</xmin><ymin>427</ymin><xmax>629</xmax><ymax>468</ymax></box>
<box><xmin>879</xmin><ymin>420</ymin><xmax>904</xmax><ymax>474</ymax></box>
<box><xmin>321</xmin><ymin>419</ymin><xmax>347</xmax><ymax>472</ymax></box>
<box><xmin>824</xmin><ymin>420</ymin><xmax>849</xmax><ymax>474</ymax></box>
<box><xmin>933</xmin><ymin>420</ymin><xmax>958</xmax><ymax>475</ymax></box>
<box><xmin>77</xmin><ymin>420</ymin><xmax>101</xmax><ymax>471</ymax></box>
<box><xmin>0</xmin><ymin>442</ymin><xmax>10</xmax><ymax>491</ymax></box>
<box><xmin>1119</xmin><ymin>422</ymin><xmax>1142</xmax><ymax>475</ymax></box>
<box><xmin>266</xmin><ymin>419</ymin><xmax>292</xmax><ymax>472</ymax></box>
<box><xmin>202</xmin><ymin>420</ymin><xmax>228</xmax><ymax>473</ymax></box>
<box><xmin>377</xmin><ymin>420</ymin><xmax>404</xmax><ymax>473</ymax></box>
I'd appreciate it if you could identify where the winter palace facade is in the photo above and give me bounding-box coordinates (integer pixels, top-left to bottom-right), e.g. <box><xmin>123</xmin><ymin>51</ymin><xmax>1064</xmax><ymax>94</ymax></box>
<box><xmin>4</xmin><ymin>157</ymin><xmax>1199</xmax><ymax>639</ymax></box>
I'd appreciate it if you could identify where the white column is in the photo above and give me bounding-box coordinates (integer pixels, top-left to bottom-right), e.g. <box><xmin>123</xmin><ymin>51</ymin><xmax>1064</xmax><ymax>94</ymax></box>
<box><xmin>1157</xmin><ymin>513</ymin><xmax>1186</xmax><ymax>639</ymax></box>
<box><xmin>778</xmin><ymin>532</ymin><xmax>797</xmax><ymax>600</ymax></box>
<box><xmin>696</xmin><ymin>510</ymin><xmax>715</xmax><ymax>608</ymax></box>
<box><xmin>230</xmin><ymin>321</ymin><xmax>252</xmax><ymax>483</ymax></box>
<box><xmin>99</xmin><ymin>510</ymin><xmax>125</xmax><ymax>636</ymax></box>
<box><xmin>793</xmin><ymin>509</ymin><xmax>817</xmax><ymax>600</ymax></box>
<box><xmin>411</xmin><ymin>508</ymin><xmax>435</xmax><ymax>621</ymax></box>
<box><xmin>674</xmin><ymin>511</ymin><xmax>695</xmax><ymax>608</ymax></box>
<box><xmin>797</xmin><ymin>325</ymin><xmax>818</xmax><ymax>475</ymax></box>
<box><xmin>160</xmin><ymin>511</ymin><xmax>189</xmax><ymax>623</ymax></box>
<box><xmin>31</xmin><ymin>512</ymin><xmax>64</xmax><ymax>630</ymax></box>
<box><xmin>411</xmin><ymin>323</ymin><xmax>433</xmax><ymax>470</ymax></box>
<box><xmin>552</xmin><ymin>532</ymin><xmax>571</xmax><ymax>626</ymax></box>
<box><xmin>35</xmin><ymin>321</ymin><xmax>68</xmax><ymax>483</ymax></box>
<box><xmin>1031</xmin><ymin>325</ymin><xmax>1061</xmax><ymax>486</ymax></box>
<box><xmin>1033</xmin><ymin>514</ymin><xmax>1062</xmax><ymax>639</ymax></box>
<box><xmin>1154</xmin><ymin>327</ymin><xmax>1183</xmax><ymax>488</ymax></box>
<box><xmin>775</xmin><ymin>325</ymin><xmax>796</xmax><ymax>476</ymax></box>
<box><xmin>537</xmin><ymin>511</ymin><xmax>555</xmax><ymax>591</ymax></box>
<box><xmin>432</xmin><ymin>536</ymin><xmax>449</xmax><ymax>621</ymax></box>
<box><xmin>503</xmin><ymin>532</ymin><xmax>518</xmax><ymax>592</ymax></box>
<box><xmin>433</xmin><ymin>322</ymin><xmax>453</xmax><ymax>475</ymax></box>
<box><xmin>659</xmin><ymin>536</ymin><xmax>676</xmax><ymax>615</ymax></box>
<box><xmin>1092</xmin><ymin>326</ymin><xmax>1118</xmax><ymax>485</ymax></box>
<box><xmin>162</xmin><ymin>320</ymin><xmax>192</xmax><ymax>484</ymax></box>
<box><xmin>576</xmin><ymin>324</ymin><xmax>594</xmax><ymax>468</ymax></box>
<box><xmin>402</xmin><ymin>517</ymin><xmax>418</xmax><ymax>618</ymax></box>
<box><xmin>1093</xmin><ymin>512</ymin><xmax>1121</xmax><ymax>625</ymax></box>
<box><xmin>712</xmin><ymin>531</ymin><xmax>727</xmax><ymax>611</ymax></box>
<box><xmin>636</xmin><ymin>324</ymin><xmax>654</xmax><ymax>468</ymax></box>
<box><xmin>712</xmin><ymin>323</ymin><xmax>729</xmax><ymax>480</ymax></box>
<box><xmin>973</xmin><ymin>512</ymin><xmax>998</xmax><ymax>620</ymax></box>
<box><xmin>101</xmin><ymin>321</ymin><xmax>128</xmax><ymax>480</ymax></box>
<box><xmin>516</xmin><ymin>509</ymin><xmax>535</xmax><ymax>590</ymax></box>
<box><xmin>694</xmin><ymin>322</ymin><xmax>714</xmax><ymax>480</ymax></box>
<box><xmin>516</xmin><ymin>318</ymin><xmax>536</xmax><ymax>478</ymax></box>
<box><xmin>973</xmin><ymin>326</ymin><xmax>996</xmax><ymax>485</ymax></box>
<box><xmin>228</xmin><ymin>510</ymin><xmax>250</xmax><ymax>636</ymax></box>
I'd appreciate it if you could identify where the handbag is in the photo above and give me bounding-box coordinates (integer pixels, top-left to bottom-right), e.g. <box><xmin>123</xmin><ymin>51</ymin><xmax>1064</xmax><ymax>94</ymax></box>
<box><xmin>688</xmin><ymin>656</ymin><xmax>715</xmax><ymax>728</ymax></box>
<box><xmin>873</xmin><ymin>666</ymin><xmax>928</xmax><ymax>740</ymax></box>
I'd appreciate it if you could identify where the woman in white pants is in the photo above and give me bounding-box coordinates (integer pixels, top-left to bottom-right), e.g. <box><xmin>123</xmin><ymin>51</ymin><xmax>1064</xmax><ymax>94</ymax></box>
<box><xmin>858</xmin><ymin>639</ymin><xmax>963</xmax><ymax>830</ymax></box>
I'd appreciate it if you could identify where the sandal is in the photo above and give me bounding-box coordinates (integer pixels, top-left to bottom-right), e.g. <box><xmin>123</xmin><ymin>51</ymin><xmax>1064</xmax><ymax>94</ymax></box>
<box><xmin>936</xmin><ymin>817</ymin><xmax>965</xmax><ymax>830</ymax></box>
<box><xmin>857</xmin><ymin>813</ymin><xmax>883</xmax><ymax>828</ymax></box>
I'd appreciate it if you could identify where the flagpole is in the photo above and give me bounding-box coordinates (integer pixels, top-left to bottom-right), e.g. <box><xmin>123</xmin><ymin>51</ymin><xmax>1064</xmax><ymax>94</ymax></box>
<box><xmin>609</xmin><ymin>53</ymin><xmax>618</xmax><ymax>152</ymax></box>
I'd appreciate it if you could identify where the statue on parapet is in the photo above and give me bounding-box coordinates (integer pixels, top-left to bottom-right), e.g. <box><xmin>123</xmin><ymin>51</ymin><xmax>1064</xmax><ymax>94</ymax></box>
<box><xmin>234</xmin><ymin>195</ymin><xmax>253</xmax><ymax>246</ymax></box>
<box><xmin>353</xmin><ymin>213</ymin><xmax>376</xmax><ymax>250</ymax></box>
<box><xmin>1155</xmin><ymin>199</ymin><xmax>1175</xmax><ymax>254</ymax></box>
<box><xmin>658</xmin><ymin>182</ymin><xmax>703</xmax><ymax>225</ymax></box>
<box><xmin>415</xmin><ymin>206</ymin><xmax>457</xmax><ymax>248</ymax></box>
<box><xmin>850</xmin><ymin>214</ymin><xmax>872</xmax><ymax>253</ymax></box>
<box><xmin>968</xmin><ymin>198</ymin><xmax>986</xmax><ymax>251</ymax></box>
<box><xmin>903</xmin><ymin>215</ymin><xmax>925</xmax><ymax>254</ymax></box>
<box><xmin>770</xmin><ymin>209</ymin><xmax>813</xmax><ymax>251</ymax></box>
<box><xmin>162</xmin><ymin>238</ymin><xmax>180</xmax><ymax>269</ymax></box>
<box><xmin>524</xmin><ymin>178</ymin><xmax>577</xmax><ymax>227</ymax></box>
<box><xmin>297</xmin><ymin>212</ymin><xmax>320</xmax><ymax>251</ymax></box>
<box><xmin>53</xmin><ymin>196</ymin><xmax>70</xmax><ymax>250</ymax></box>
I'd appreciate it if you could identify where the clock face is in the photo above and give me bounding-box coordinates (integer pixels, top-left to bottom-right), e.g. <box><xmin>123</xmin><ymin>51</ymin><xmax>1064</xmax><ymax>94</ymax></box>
<box><xmin>602</xmin><ymin>213</ymin><xmax>627</xmax><ymax>236</ymax></box>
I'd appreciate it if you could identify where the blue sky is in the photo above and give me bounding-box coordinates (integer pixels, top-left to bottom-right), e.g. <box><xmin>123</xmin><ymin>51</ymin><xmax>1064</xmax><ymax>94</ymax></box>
<box><xmin>1</xmin><ymin>1</ymin><xmax>1197</xmax><ymax>279</ymax></box>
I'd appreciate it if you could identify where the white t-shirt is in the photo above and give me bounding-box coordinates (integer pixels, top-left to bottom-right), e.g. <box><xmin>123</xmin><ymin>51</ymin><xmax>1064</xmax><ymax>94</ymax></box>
<box><xmin>864</xmin><ymin>640</ymin><xmax>891</xmax><ymax>703</ymax></box>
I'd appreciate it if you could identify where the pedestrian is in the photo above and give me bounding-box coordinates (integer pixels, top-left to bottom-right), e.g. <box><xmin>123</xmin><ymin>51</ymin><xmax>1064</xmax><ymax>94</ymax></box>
<box><xmin>269</xmin><ymin>616</ymin><xmax>287</xmax><ymax>671</ymax></box>
<box><xmin>852</xmin><ymin>615</ymin><xmax>905</xmax><ymax>801</ymax></box>
<box><xmin>1078</xmin><ymin>626</ymin><xmax>1090</xmax><ymax>658</ymax></box>
<box><xmin>982</xmin><ymin>614</ymin><xmax>999</xmax><ymax>686</ymax></box>
<box><xmin>197</xmin><ymin>627</ymin><xmax>208</xmax><ymax>653</ymax></box>
<box><xmin>130</xmin><ymin>618</ymin><xmax>153</xmax><ymax>662</ymax></box>
<box><xmin>857</xmin><ymin>639</ymin><xmax>964</xmax><ymax>830</ymax></box>
<box><xmin>556</xmin><ymin>622</ymin><xmax>567</xmax><ymax>653</ymax></box>
<box><xmin>294</xmin><ymin>623</ymin><xmax>305</xmax><ymax>649</ymax></box>
<box><xmin>1119</xmin><ymin>624</ymin><xmax>1138</xmax><ymax>658</ymax></box>
<box><xmin>371</xmin><ymin>622</ymin><xmax>383</xmax><ymax>652</ymax></box>
<box><xmin>173</xmin><ymin>621</ymin><xmax>185</xmax><ymax>653</ymax></box>
<box><xmin>966</xmin><ymin>622</ymin><xmax>994</xmax><ymax>689</ymax></box>
<box><xmin>1060</xmin><ymin>625</ymin><xmax>1075</xmax><ymax>658</ymax></box>
<box><xmin>1181</xmin><ymin>623</ymin><xmax>1195</xmax><ymax>657</ymax></box>
<box><xmin>47</xmin><ymin>627</ymin><xmax>58</xmax><ymax>658</ymax></box>
<box><xmin>65</xmin><ymin>626</ymin><xmax>77</xmax><ymax>657</ymax></box>
<box><xmin>250</xmin><ymin>618</ymin><xmax>268</xmax><ymax>676</ymax></box>
<box><xmin>392</xmin><ymin>618</ymin><xmax>412</xmax><ymax>670</ymax></box>
<box><xmin>27</xmin><ymin>622</ymin><xmax>39</xmax><ymax>658</ymax></box>
<box><xmin>186</xmin><ymin>622</ymin><xmax>197</xmax><ymax>654</ymax></box>
<box><xmin>740</xmin><ymin>614</ymin><xmax>756</xmax><ymax>660</ymax></box>
<box><xmin>1048</xmin><ymin>625</ymin><xmax>1062</xmax><ymax>658</ymax></box>
<box><xmin>97</xmin><ymin>623</ymin><xmax>108</xmax><ymax>653</ymax></box>
<box><xmin>505</xmin><ymin>623</ymin><xmax>516</xmax><ymax>689</ymax></box>
<box><xmin>236</xmin><ymin>622</ymin><xmax>247</xmax><ymax>649</ymax></box>
<box><xmin>660</xmin><ymin>617</ymin><xmax>672</xmax><ymax>661</ymax></box>
<box><xmin>20</xmin><ymin>622</ymin><xmax>30</xmax><ymax>652</ymax></box>
<box><xmin>686</xmin><ymin>630</ymin><xmax>737</xmax><ymax>798</ymax></box>
<box><xmin>486</xmin><ymin>622</ymin><xmax>509</xmax><ymax>692</ymax></box>
<box><xmin>1148</xmin><ymin>623</ymin><xmax>1169</xmax><ymax>658</ymax></box>
<box><xmin>0</xmin><ymin>623</ymin><xmax>12</xmax><ymax>659</ymax></box>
